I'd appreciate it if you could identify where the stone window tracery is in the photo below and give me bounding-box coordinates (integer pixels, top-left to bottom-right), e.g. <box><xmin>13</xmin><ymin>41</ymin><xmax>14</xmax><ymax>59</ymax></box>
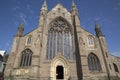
<box><xmin>20</xmin><ymin>49</ymin><xmax>32</xmax><ymax>67</ymax></box>
<box><xmin>88</xmin><ymin>53</ymin><xmax>102</xmax><ymax>71</ymax></box>
<box><xmin>46</xmin><ymin>18</ymin><xmax>73</xmax><ymax>60</ymax></box>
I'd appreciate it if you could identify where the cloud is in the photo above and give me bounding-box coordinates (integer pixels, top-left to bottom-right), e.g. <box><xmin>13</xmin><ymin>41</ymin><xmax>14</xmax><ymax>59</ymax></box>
<box><xmin>12</xmin><ymin>6</ymin><xmax>21</xmax><ymax>11</ymax></box>
<box><xmin>112</xmin><ymin>2</ymin><xmax>120</xmax><ymax>11</ymax></box>
<box><xmin>6</xmin><ymin>42</ymin><xmax>10</xmax><ymax>48</ymax></box>
<box><xmin>26</xmin><ymin>4</ymin><xmax>34</xmax><ymax>14</ymax></box>
<box><xmin>14</xmin><ymin>21</ymin><xmax>19</xmax><ymax>26</ymax></box>
<box><xmin>94</xmin><ymin>17</ymin><xmax>101</xmax><ymax>21</ymax></box>
<box><xmin>113</xmin><ymin>7</ymin><xmax>119</xmax><ymax>11</ymax></box>
<box><xmin>117</xmin><ymin>2</ymin><xmax>120</xmax><ymax>6</ymax></box>
<box><xmin>19</xmin><ymin>12</ymin><xmax>27</xmax><ymax>25</ymax></box>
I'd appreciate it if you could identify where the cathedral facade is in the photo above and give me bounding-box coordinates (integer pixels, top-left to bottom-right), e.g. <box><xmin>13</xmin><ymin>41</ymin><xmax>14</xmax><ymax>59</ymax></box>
<box><xmin>4</xmin><ymin>1</ymin><xmax>120</xmax><ymax>80</ymax></box>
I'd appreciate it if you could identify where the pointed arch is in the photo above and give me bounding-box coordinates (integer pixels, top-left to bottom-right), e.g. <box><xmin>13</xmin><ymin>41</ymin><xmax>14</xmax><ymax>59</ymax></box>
<box><xmin>88</xmin><ymin>53</ymin><xmax>102</xmax><ymax>71</ymax></box>
<box><xmin>49</xmin><ymin>16</ymin><xmax>73</xmax><ymax>33</ymax></box>
<box><xmin>20</xmin><ymin>48</ymin><xmax>33</xmax><ymax>67</ymax></box>
<box><xmin>26</xmin><ymin>35</ymin><xmax>32</xmax><ymax>45</ymax></box>
<box><xmin>51</xmin><ymin>54</ymin><xmax>69</xmax><ymax>67</ymax></box>
<box><xmin>87</xmin><ymin>35</ymin><xmax>95</xmax><ymax>47</ymax></box>
<box><xmin>50</xmin><ymin>55</ymin><xmax>69</xmax><ymax>80</ymax></box>
<box><xmin>46</xmin><ymin>16</ymin><xmax>74</xmax><ymax>60</ymax></box>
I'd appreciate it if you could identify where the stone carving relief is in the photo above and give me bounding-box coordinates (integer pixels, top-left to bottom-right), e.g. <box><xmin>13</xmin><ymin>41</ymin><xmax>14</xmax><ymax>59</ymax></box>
<box><xmin>15</xmin><ymin>69</ymin><xmax>29</xmax><ymax>76</ymax></box>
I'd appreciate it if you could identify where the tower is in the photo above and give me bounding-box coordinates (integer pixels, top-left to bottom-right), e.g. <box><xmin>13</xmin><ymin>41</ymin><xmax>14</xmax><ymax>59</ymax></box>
<box><xmin>95</xmin><ymin>22</ymin><xmax>103</xmax><ymax>37</ymax></box>
<box><xmin>15</xmin><ymin>22</ymin><xmax>24</xmax><ymax>37</ymax></box>
<box><xmin>95</xmin><ymin>22</ymin><xmax>111</xmax><ymax>80</ymax></box>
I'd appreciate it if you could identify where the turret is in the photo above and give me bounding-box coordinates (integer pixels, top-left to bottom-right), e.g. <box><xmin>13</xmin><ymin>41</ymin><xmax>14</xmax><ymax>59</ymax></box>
<box><xmin>15</xmin><ymin>22</ymin><xmax>24</xmax><ymax>37</ymax></box>
<box><xmin>71</xmin><ymin>0</ymin><xmax>80</xmax><ymax>26</ymax></box>
<box><xmin>95</xmin><ymin>22</ymin><xmax>103</xmax><ymax>37</ymax></box>
<box><xmin>95</xmin><ymin>22</ymin><xmax>111</xmax><ymax>80</ymax></box>
<box><xmin>71</xmin><ymin>0</ymin><xmax>78</xmax><ymax>16</ymax></box>
<box><xmin>40</xmin><ymin>0</ymin><xmax>47</xmax><ymax>16</ymax></box>
<box><xmin>39</xmin><ymin>0</ymin><xmax>48</xmax><ymax>27</ymax></box>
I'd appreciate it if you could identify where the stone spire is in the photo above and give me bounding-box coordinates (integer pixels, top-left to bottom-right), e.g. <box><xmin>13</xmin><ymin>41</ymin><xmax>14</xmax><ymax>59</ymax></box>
<box><xmin>41</xmin><ymin>0</ymin><xmax>47</xmax><ymax>12</ymax></box>
<box><xmin>95</xmin><ymin>22</ymin><xmax>103</xmax><ymax>37</ymax></box>
<box><xmin>71</xmin><ymin>0</ymin><xmax>78</xmax><ymax>16</ymax></box>
<box><xmin>39</xmin><ymin>0</ymin><xmax>48</xmax><ymax>27</ymax></box>
<box><xmin>15</xmin><ymin>22</ymin><xmax>24</xmax><ymax>37</ymax></box>
<box><xmin>71</xmin><ymin>0</ymin><xmax>80</xmax><ymax>26</ymax></box>
<box><xmin>72</xmin><ymin>0</ymin><xmax>75</xmax><ymax>6</ymax></box>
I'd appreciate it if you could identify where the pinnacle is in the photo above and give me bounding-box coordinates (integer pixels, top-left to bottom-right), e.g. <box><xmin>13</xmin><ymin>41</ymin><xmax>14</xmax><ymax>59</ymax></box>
<box><xmin>19</xmin><ymin>22</ymin><xmax>24</xmax><ymax>28</ymax></box>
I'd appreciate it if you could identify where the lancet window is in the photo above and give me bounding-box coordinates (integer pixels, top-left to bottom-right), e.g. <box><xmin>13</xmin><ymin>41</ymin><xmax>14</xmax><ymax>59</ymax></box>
<box><xmin>87</xmin><ymin>36</ymin><xmax>94</xmax><ymax>46</ymax></box>
<box><xmin>46</xmin><ymin>18</ymin><xmax>73</xmax><ymax>60</ymax></box>
<box><xmin>27</xmin><ymin>36</ymin><xmax>32</xmax><ymax>45</ymax></box>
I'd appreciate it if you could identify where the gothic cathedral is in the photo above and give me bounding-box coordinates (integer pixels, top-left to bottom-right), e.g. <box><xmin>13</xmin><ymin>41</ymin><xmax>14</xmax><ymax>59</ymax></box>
<box><xmin>4</xmin><ymin>0</ymin><xmax>120</xmax><ymax>80</ymax></box>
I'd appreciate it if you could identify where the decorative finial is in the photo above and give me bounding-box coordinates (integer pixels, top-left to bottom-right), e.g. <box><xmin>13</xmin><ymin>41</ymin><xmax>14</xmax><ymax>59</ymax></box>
<box><xmin>41</xmin><ymin>0</ymin><xmax>47</xmax><ymax>11</ymax></box>
<box><xmin>72</xmin><ymin>0</ymin><xmax>75</xmax><ymax>6</ymax></box>
<box><xmin>44</xmin><ymin>0</ymin><xmax>46</xmax><ymax>4</ymax></box>
<box><xmin>43</xmin><ymin>0</ymin><xmax>47</xmax><ymax>7</ymax></box>
<box><xmin>95</xmin><ymin>21</ymin><xmax>100</xmax><ymax>29</ymax></box>
<box><xmin>19</xmin><ymin>21</ymin><xmax>24</xmax><ymax>29</ymax></box>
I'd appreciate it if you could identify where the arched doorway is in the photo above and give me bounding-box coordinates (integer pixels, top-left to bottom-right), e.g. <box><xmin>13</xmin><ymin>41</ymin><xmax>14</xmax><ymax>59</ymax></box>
<box><xmin>56</xmin><ymin>66</ymin><xmax>64</xmax><ymax>79</ymax></box>
<box><xmin>51</xmin><ymin>55</ymin><xmax>69</xmax><ymax>80</ymax></box>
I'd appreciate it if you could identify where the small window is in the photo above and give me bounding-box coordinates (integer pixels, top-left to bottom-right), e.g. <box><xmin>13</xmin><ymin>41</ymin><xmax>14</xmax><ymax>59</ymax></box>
<box><xmin>27</xmin><ymin>36</ymin><xmax>32</xmax><ymax>45</ymax></box>
<box><xmin>87</xmin><ymin>36</ymin><xmax>94</xmax><ymax>46</ymax></box>
<box><xmin>113</xmin><ymin>63</ymin><xmax>119</xmax><ymax>72</ymax></box>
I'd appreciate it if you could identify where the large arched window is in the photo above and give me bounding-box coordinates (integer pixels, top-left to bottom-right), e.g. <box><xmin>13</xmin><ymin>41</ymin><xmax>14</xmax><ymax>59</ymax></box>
<box><xmin>46</xmin><ymin>18</ymin><xmax>73</xmax><ymax>60</ymax></box>
<box><xmin>20</xmin><ymin>48</ymin><xmax>33</xmax><ymax>67</ymax></box>
<box><xmin>88</xmin><ymin>53</ymin><xmax>101</xmax><ymax>71</ymax></box>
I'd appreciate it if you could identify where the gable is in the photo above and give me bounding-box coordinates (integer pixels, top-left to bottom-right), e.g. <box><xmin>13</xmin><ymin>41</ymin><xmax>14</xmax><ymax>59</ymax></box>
<box><xmin>47</xmin><ymin>3</ymin><xmax>72</xmax><ymax>26</ymax></box>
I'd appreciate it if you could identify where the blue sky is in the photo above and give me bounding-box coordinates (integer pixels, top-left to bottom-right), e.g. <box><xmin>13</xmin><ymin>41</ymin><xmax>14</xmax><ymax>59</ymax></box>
<box><xmin>0</xmin><ymin>0</ymin><xmax>120</xmax><ymax>57</ymax></box>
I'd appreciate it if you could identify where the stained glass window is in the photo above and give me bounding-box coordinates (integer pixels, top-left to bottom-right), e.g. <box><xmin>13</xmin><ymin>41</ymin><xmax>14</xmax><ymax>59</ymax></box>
<box><xmin>88</xmin><ymin>53</ymin><xmax>101</xmax><ymax>71</ymax></box>
<box><xmin>20</xmin><ymin>49</ymin><xmax>32</xmax><ymax>67</ymax></box>
<box><xmin>46</xmin><ymin>18</ymin><xmax>73</xmax><ymax>60</ymax></box>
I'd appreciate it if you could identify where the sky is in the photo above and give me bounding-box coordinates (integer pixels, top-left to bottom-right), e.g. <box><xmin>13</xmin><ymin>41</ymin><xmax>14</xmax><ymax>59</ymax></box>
<box><xmin>0</xmin><ymin>0</ymin><xmax>120</xmax><ymax>57</ymax></box>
